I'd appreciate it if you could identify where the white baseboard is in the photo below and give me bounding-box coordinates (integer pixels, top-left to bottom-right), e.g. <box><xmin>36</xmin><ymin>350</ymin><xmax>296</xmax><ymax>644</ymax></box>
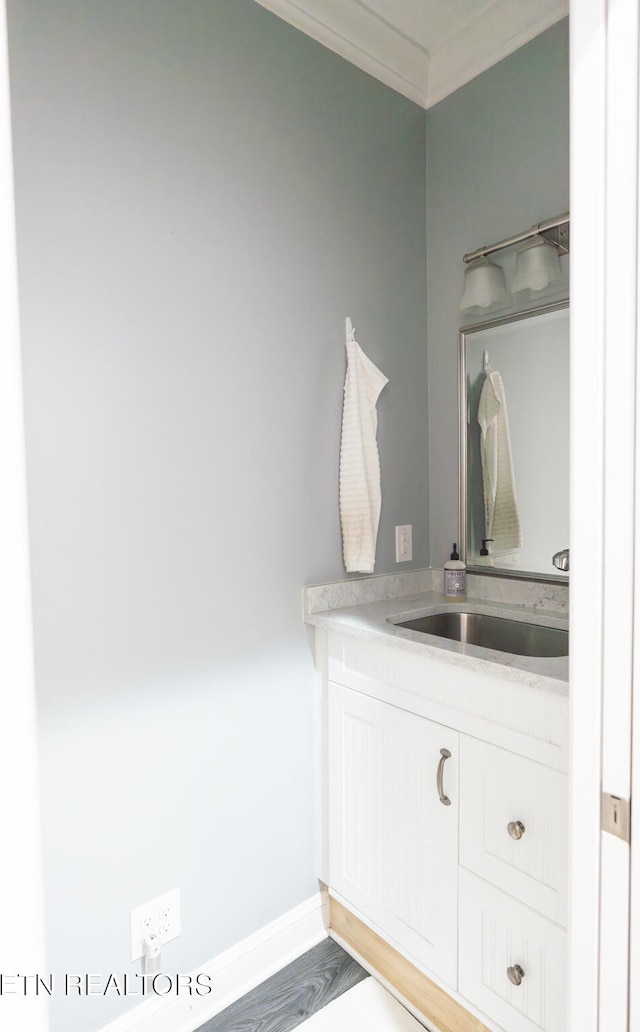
<box><xmin>99</xmin><ymin>891</ymin><xmax>329</xmax><ymax>1032</ymax></box>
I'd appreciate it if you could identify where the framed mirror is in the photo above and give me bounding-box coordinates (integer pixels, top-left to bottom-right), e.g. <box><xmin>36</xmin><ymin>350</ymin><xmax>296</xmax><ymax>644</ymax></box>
<box><xmin>459</xmin><ymin>300</ymin><xmax>569</xmax><ymax>581</ymax></box>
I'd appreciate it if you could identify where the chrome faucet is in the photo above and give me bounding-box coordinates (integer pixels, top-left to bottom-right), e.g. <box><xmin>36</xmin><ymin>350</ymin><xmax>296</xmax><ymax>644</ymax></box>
<box><xmin>552</xmin><ymin>548</ymin><xmax>569</xmax><ymax>572</ymax></box>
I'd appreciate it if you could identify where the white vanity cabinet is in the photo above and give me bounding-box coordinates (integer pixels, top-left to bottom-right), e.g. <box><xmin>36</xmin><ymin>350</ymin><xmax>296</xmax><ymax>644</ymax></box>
<box><xmin>322</xmin><ymin>628</ymin><xmax>569</xmax><ymax>1032</ymax></box>
<box><xmin>328</xmin><ymin>682</ymin><xmax>459</xmax><ymax>986</ymax></box>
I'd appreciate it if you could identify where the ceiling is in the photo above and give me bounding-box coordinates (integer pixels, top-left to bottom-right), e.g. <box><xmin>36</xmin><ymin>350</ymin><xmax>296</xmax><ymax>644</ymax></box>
<box><xmin>252</xmin><ymin>0</ymin><xmax>568</xmax><ymax>108</ymax></box>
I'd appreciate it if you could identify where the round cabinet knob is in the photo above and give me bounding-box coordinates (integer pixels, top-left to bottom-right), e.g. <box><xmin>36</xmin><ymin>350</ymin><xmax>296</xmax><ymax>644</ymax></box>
<box><xmin>507</xmin><ymin>964</ymin><xmax>525</xmax><ymax>987</ymax></box>
<box><xmin>507</xmin><ymin>820</ymin><xmax>526</xmax><ymax>840</ymax></box>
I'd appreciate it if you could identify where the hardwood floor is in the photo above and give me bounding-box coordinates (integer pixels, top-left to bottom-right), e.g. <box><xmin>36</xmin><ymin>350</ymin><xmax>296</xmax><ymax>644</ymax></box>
<box><xmin>196</xmin><ymin>937</ymin><xmax>369</xmax><ymax>1032</ymax></box>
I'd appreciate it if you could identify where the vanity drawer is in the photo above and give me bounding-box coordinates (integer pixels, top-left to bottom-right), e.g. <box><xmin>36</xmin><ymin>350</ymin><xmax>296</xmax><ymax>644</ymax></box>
<box><xmin>459</xmin><ymin>869</ymin><xmax>566</xmax><ymax>1032</ymax></box>
<box><xmin>460</xmin><ymin>737</ymin><xmax>568</xmax><ymax>925</ymax></box>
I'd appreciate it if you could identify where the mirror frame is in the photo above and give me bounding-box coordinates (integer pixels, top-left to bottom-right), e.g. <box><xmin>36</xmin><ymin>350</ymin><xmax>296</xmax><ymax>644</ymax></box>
<box><xmin>458</xmin><ymin>299</ymin><xmax>569</xmax><ymax>584</ymax></box>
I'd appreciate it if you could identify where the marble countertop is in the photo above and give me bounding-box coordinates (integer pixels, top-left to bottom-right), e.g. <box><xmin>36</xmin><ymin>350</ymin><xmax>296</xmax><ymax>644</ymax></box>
<box><xmin>305</xmin><ymin>589</ymin><xmax>569</xmax><ymax>692</ymax></box>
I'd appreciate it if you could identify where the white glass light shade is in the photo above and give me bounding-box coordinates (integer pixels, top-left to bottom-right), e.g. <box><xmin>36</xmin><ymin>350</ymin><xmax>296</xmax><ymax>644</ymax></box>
<box><xmin>460</xmin><ymin>257</ymin><xmax>511</xmax><ymax>317</ymax></box>
<box><xmin>511</xmin><ymin>235</ymin><xmax>566</xmax><ymax>301</ymax></box>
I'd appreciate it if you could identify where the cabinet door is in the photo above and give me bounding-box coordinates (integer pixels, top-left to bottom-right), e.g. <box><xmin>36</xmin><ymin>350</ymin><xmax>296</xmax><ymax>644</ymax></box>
<box><xmin>328</xmin><ymin>683</ymin><xmax>459</xmax><ymax>986</ymax></box>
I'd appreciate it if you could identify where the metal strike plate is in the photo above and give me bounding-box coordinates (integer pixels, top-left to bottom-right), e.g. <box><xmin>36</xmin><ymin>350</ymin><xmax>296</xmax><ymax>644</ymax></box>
<box><xmin>601</xmin><ymin>793</ymin><xmax>631</xmax><ymax>843</ymax></box>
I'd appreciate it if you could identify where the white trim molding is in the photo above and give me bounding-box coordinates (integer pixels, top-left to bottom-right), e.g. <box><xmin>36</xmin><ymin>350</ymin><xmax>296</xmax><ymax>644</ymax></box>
<box><xmin>569</xmin><ymin>0</ymin><xmax>640</xmax><ymax>1029</ymax></box>
<box><xmin>251</xmin><ymin>0</ymin><xmax>568</xmax><ymax>109</ymax></box>
<box><xmin>0</xmin><ymin>1</ymin><xmax>49</xmax><ymax>1028</ymax></box>
<box><xmin>568</xmin><ymin>2</ymin><xmax>606</xmax><ymax>1028</ymax></box>
<box><xmin>98</xmin><ymin>892</ymin><xmax>328</xmax><ymax>1032</ymax></box>
<box><xmin>426</xmin><ymin>1</ymin><xmax>568</xmax><ymax>109</ymax></box>
<box><xmin>253</xmin><ymin>0</ymin><xmax>430</xmax><ymax>107</ymax></box>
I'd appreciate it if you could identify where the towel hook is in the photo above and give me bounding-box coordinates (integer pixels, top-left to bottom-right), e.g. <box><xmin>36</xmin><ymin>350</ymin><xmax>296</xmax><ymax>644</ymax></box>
<box><xmin>345</xmin><ymin>316</ymin><xmax>356</xmax><ymax>342</ymax></box>
<box><xmin>483</xmin><ymin>349</ymin><xmax>492</xmax><ymax>374</ymax></box>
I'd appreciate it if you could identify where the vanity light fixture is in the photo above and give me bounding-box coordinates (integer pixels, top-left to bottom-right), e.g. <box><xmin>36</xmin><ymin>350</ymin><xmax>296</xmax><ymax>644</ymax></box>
<box><xmin>459</xmin><ymin>256</ymin><xmax>511</xmax><ymax>317</ymax></box>
<box><xmin>461</xmin><ymin>212</ymin><xmax>569</xmax><ymax>316</ymax></box>
<box><xmin>511</xmin><ymin>234</ymin><xmax>566</xmax><ymax>301</ymax></box>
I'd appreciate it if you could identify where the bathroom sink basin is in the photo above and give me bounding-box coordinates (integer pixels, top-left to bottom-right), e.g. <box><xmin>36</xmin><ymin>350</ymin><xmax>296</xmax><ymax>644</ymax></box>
<box><xmin>392</xmin><ymin>611</ymin><xmax>568</xmax><ymax>658</ymax></box>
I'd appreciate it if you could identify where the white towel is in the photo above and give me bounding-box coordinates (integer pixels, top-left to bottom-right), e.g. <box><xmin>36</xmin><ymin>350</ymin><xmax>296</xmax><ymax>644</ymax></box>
<box><xmin>339</xmin><ymin>339</ymin><xmax>388</xmax><ymax>573</ymax></box>
<box><xmin>477</xmin><ymin>370</ymin><xmax>522</xmax><ymax>556</ymax></box>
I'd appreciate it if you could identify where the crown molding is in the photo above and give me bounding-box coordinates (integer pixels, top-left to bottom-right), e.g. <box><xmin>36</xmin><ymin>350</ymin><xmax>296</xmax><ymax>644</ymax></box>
<box><xmin>427</xmin><ymin>0</ymin><xmax>569</xmax><ymax>108</ymax></box>
<box><xmin>252</xmin><ymin>0</ymin><xmax>430</xmax><ymax>107</ymax></box>
<box><xmin>252</xmin><ymin>0</ymin><xmax>568</xmax><ymax>110</ymax></box>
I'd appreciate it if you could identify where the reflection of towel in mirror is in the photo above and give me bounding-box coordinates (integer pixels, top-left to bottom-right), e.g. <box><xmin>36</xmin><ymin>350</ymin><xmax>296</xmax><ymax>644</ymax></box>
<box><xmin>477</xmin><ymin>370</ymin><xmax>522</xmax><ymax>556</ymax></box>
<box><xmin>339</xmin><ymin>340</ymin><xmax>389</xmax><ymax>573</ymax></box>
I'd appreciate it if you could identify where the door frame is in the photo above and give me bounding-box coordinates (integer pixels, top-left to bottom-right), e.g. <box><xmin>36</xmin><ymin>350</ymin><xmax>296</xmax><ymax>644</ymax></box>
<box><xmin>0</xmin><ymin>3</ymin><xmax>48</xmax><ymax>1029</ymax></box>
<box><xmin>569</xmin><ymin>1</ymin><xmax>638</xmax><ymax>1029</ymax></box>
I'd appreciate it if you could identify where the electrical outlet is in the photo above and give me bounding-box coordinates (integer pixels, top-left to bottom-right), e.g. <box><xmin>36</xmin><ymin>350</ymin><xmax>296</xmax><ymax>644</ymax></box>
<box><xmin>130</xmin><ymin>888</ymin><xmax>181</xmax><ymax>961</ymax></box>
<box><xmin>395</xmin><ymin>524</ymin><xmax>413</xmax><ymax>562</ymax></box>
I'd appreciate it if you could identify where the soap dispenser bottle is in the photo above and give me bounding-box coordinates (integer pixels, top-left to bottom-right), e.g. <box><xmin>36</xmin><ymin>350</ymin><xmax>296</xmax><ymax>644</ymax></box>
<box><xmin>444</xmin><ymin>543</ymin><xmax>466</xmax><ymax>601</ymax></box>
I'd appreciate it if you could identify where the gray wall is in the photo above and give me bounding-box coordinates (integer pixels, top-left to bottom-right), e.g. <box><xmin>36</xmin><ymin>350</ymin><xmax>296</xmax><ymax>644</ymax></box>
<box><xmin>426</xmin><ymin>19</ymin><xmax>569</xmax><ymax>568</ymax></box>
<box><xmin>7</xmin><ymin>2</ymin><xmax>427</xmax><ymax>1029</ymax></box>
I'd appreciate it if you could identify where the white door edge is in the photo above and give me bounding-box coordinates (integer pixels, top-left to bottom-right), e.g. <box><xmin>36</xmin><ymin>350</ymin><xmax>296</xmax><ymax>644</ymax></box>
<box><xmin>0</xmin><ymin>2</ymin><xmax>48</xmax><ymax>1030</ymax></box>
<box><xmin>569</xmin><ymin>1</ymin><xmax>638</xmax><ymax>1029</ymax></box>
